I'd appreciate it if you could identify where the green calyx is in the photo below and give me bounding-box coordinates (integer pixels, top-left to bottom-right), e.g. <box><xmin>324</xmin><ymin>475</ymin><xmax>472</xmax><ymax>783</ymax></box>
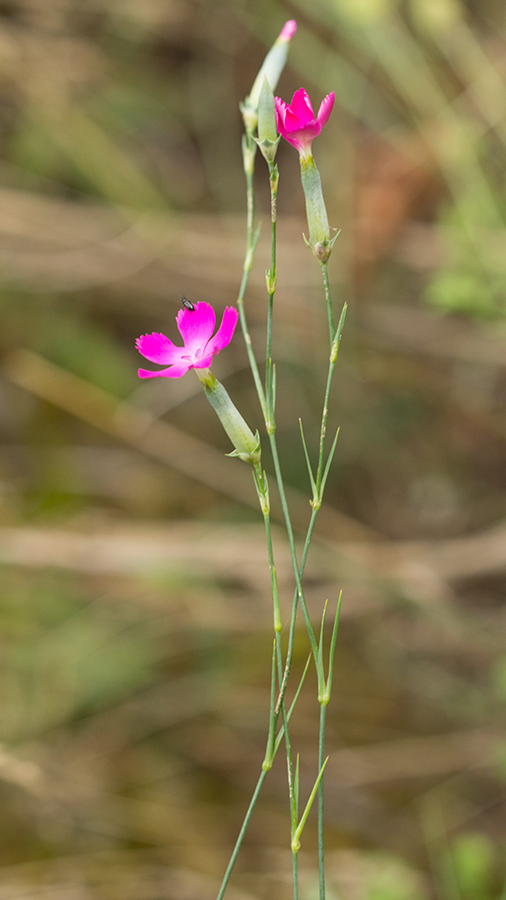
<box><xmin>197</xmin><ymin>370</ymin><xmax>261</xmax><ymax>466</ymax></box>
<box><xmin>299</xmin><ymin>156</ymin><xmax>335</xmax><ymax>262</ymax></box>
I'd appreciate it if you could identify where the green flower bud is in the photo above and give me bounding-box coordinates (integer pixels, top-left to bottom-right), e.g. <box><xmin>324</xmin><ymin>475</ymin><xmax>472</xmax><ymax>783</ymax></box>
<box><xmin>258</xmin><ymin>77</ymin><xmax>277</xmax><ymax>142</ymax></box>
<box><xmin>255</xmin><ymin>78</ymin><xmax>281</xmax><ymax>163</ymax></box>
<box><xmin>242</xmin><ymin>20</ymin><xmax>297</xmax><ymax>133</ymax></box>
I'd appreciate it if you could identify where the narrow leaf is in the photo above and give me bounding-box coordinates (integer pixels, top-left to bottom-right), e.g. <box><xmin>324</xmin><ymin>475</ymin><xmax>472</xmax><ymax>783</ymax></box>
<box><xmin>274</xmin><ymin>654</ymin><xmax>311</xmax><ymax>756</ymax></box>
<box><xmin>324</xmin><ymin>591</ymin><xmax>343</xmax><ymax>703</ymax></box>
<box><xmin>262</xmin><ymin>640</ymin><xmax>278</xmax><ymax>771</ymax></box>
<box><xmin>299</xmin><ymin>418</ymin><xmax>317</xmax><ymax>498</ymax></box>
<box><xmin>319</xmin><ymin>426</ymin><xmax>340</xmax><ymax>499</ymax></box>
<box><xmin>291</xmin><ymin>757</ymin><xmax>329</xmax><ymax>853</ymax></box>
<box><xmin>294</xmin><ymin>753</ymin><xmax>300</xmax><ymax>823</ymax></box>
<box><xmin>317</xmin><ymin>599</ymin><xmax>328</xmax><ymax>684</ymax></box>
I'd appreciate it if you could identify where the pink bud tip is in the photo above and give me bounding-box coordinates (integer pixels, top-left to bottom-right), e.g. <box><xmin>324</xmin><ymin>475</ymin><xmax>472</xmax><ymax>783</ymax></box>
<box><xmin>279</xmin><ymin>20</ymin><xmax>297</xmax><ymax>41</ymax></box>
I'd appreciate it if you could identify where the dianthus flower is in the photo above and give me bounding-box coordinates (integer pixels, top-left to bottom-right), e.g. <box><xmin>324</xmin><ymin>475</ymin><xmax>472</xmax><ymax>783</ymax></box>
<box><xmin>275</xmin><ymin>88</ymin><xmax>336</xmax><ymax>262</ymax></box>
<box><xmin>136</xmin><ymin>301</ymin><xmax>238</xmax><ymax>379</ymax></box>
<box><xmin>275</xmin><ymin>88</ymin><xmax>334</xmax><ymax>159</ymax></box>
<box><xmin>135</xmin><ymin>301</ymin><xmax>260</xmax><ymax>465</ymax></box>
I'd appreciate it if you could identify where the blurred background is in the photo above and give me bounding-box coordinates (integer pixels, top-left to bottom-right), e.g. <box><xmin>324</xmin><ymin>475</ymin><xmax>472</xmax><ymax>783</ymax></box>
<box><xmin>0</xmin><ymin>0</ymin><xmax>506</xmax><ymax>897</ymax></box>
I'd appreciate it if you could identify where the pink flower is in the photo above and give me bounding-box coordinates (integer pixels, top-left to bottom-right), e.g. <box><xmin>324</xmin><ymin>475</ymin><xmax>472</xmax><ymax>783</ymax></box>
<box><xmin>136</xmin><ymin>301</ymin><xmax>238</xmax><ymax>379</ymax></box>
<box><xmin>275</xmin><ymin>88</ymin><xmax>335</xmax><ymax>158</ymax></box>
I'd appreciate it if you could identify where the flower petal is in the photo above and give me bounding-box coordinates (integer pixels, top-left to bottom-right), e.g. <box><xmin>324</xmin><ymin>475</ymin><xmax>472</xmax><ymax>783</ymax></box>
<box><xmin>289</xmin><ymin>88</ymin><xmax>314</xmax><ymax>126</ymax></box>
<box><xmin>205</xmin><ymin>306</ymin><xmax>239</xmax><ymax>356</ymax></box>
<box><xmin>275</xmin><ymin>97</ymin><xmax>289</xmax><ymax>133</ymax></box>
<box><xmin>138</xmin><ymin>359</ymin><xmax>191</xmax><ymax>379</ymax></box>
<box><xmin>176</xmin><ymin>301</ymin><xmax>216</xmax><ymax>353</ymax></box>
<box><xmin>274</xmin><ymin>96</ymin><xmax>287</xmax><ymax>116</ymax></box>
<box><xmin>137</xmin><ymin>363</ymin><xmax>190</xmax><ymax>378</ymax></box>
<box><xmin>192</xmin><ymin>353</ymin><xmax>215</xmax><ymax>370</ymax></box>
<box><xmin>135</xmin><ymin>332</ymin><xmax>178</xmax><ymax>364</ymax></box>
<box><xmin>276</xmin><ymin>88</ymin><xmax>334</xmax><ymax>157</ymax></box>
<box><xmin>283</xmin><ymin>105</ymin><xmax>306</xmax><ymax>133</ymax></box>
<box><xmin>316</xmin><ymin>92</ymin><xmax>335</xmax><ymax>129</ymax></box>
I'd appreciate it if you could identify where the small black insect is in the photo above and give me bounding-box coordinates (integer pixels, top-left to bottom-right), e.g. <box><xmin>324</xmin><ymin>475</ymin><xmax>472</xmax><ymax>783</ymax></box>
<box><xmin>181</xmin><ymin>296</ymin><xmax>195</xmax><ymax>311</ymax></box>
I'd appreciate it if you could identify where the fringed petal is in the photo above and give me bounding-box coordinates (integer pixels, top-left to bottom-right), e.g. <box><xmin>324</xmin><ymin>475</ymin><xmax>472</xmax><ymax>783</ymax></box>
<box><xmin>205</xmin><ymin>306</ymin><xmax>239</xmax><ymax>357</ymax></box>
<box><xmin>289</xmin><ymin>88</ymin><xmax>314</xmax><ymax>126</ymax></box>
<box><xmin>176</xmin><ymin>301</ymin><xmax>215</xmax><ymax>352</ymax></box>
<box><xmin>316</xmin><ymin>92</ymin><xmax>335</xmax><ymax>129</ymax></box>
<box><xmin>135</xmin><ymin>332</ymin><xmax>178</xmax><ymax>364</ymax></box>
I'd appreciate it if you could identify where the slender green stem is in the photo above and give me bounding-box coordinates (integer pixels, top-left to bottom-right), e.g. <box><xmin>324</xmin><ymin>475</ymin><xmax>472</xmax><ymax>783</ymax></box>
<box><xmin>281</xmin><ymin>274</ymin><xmax>343</xmax><ymax>896</ymax></box>
<box><xmin>256</xmin><ymin>464</ymin><xmax>299</xmax><ymax>899</ymax></box>
<box><xmin>265</xmin><ymin>275</ymin><xmax>345</xmax><ymax>900</ymax></box>
<box><xmin>263</xmin><ymin>640</ymin><xmax>277</xmax><ymax>768</ymax></box>
<box><xmin>219</xmin><ymin>496</ymin><xmax>328</xmax><ymax>900</ymax></box>
<box><xmin>265</xmin><ymin>161</ymin><xmax>279</xmax><ymax>432</ymax></box>
<box><xmin>321</xmin><ymin>263</ymin><xmax>335</xmax><ymax>342</ymax></box>
<box><xmin>270</xmin><ymin>304</ymin><xmax>346</xmax><ymax>728</ymax></box>
<box><xmin>233</xmin><ymin>122</ymin><xmax>346</xmax><ymax>900</ymax></box>
<box><xmin>292</xmin><ymin>849</ymin><xmax>299</xmax><ymax>900</ymax></box>
<box><xmin>216</xmin><ymin>770</ymin><xmax>267</xmax><ymax>900</ymax></box>
<box><xmin>262</xmin><ymin>164</ymin><xmax>309</xmax><ymax>896</ymax></box>
<box><xmin>276</xmin><ymin>507</ymin><xmax>332</xmax><ymax>900</ymax></box>
<box><xmin>259</xmin><ymin>474</ymin><xmax>281</xmax><ymax>637</ymax></box>
<box><xmin>278</xmin><ymin>654</ymin><xmax>299</xmax><ymax>900</ymax></box>
<box><xmin>315</xmin><ymin>302</ymin><xmax>347</xmax><ymax>496</ymax></box>
<box><xmin>268</xmin><ymin>431</ymin><xmax>319</xmax><ymax>665</ymax></box>
<box><xmin>240</xmin><ymin>134</ymin><xmax>319</xmax><ymax>676</ymax></box>
<box><xmin>317</xmin><ymin>703</ymin><xmax>327</xmax><ymax>900</ymax></box>
<box><xmin>217</xmin><ymin>647</ymin><xmax>311</xmax><ymax>900</ymax></box>
<box><xmin>218</xmin><ymin>457</ymin><xmax>300</xmax><ymax>899</ymax></box>
<box><xmin>311</xmin><ymin>268</ymin><xmax>346</xmax><ymax>899</ymax></box>
<box><xmin>266</xmin><ymin>269</ymin><xmax>344</xmax><ymax>682</ymax></box>
<box><xmin>237</xmin><ymin>133</ymin><xmax>268</xmax><ymax>420</ymax></box>
<box><xmin>274</xmin><ymin>498</ymin><xmax>321</xmax><ymax>738</ymax></box>
<box><xmin>216</xmin><ymin>767</ymin><xmax>269</xmax><ymax>900</ymax></box>
<box><xmin>237</xmin><ymin>224</ymin><xmax>263</xmax><ymax>406</ymax></box>
<box><xmin>316</xmin><ymin>355</ymin><xmax>335</xmax><ymax>499</ymax></box>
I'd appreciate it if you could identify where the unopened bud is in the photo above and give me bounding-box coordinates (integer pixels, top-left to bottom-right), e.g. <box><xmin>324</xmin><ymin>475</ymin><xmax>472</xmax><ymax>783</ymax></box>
<box><xmin>258</xmin><ymin>78</ymin><xmax>277</xmax><ymax>142</ymax></box>
<box><xmin>254</xmin><ymin>77</ymin><xmax>281</xmax><ymax>163</ymax></box>
<box><xmin>242</xmin><ymin>20</ymin><xmax>297</xmax><ymax>131</ymax></box>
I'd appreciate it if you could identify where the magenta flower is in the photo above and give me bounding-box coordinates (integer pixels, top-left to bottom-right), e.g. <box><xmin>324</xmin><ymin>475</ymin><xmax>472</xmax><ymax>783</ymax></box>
<box><xmin>136</xmin><ymin>301</ymin><xmax>238</xmax><ymax>379</ymax></box>
<box><xmin>275</xmin><ymin>88</ymin><xmax>335</xmax><ymax>158</ymax></box>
